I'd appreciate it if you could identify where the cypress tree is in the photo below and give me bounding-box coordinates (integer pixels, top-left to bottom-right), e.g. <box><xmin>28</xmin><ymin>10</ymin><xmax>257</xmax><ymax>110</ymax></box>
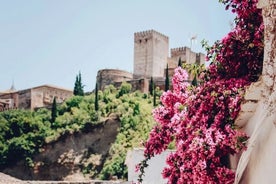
<box><xmin>51</xmin><ymin>97</ymin><xmax>57</xmax><ymax>124</ymax></box>
<box><xmin>153</xmin><ymin>85</ymin><xmax>157</xmax><ymax>107</ymax></box>
<box><xmin>78</xmin><ymin>72</ymin><xmax>84</xmax><ymax>96</ymax></box>
<box><xmin>178</xmin><ymin>57</ymin><xmax>182</xmax><ymax>67</ymax></box>
<box><xmin>165</xmin><ymin>63</ymin><xmax>170</xmax><ymax>91</ymax></box>
<box><xmin>149</xmin><ymin>76</ymin><xmax>154</xmax><ymax>96</ymax></box>
<box><xmin>73</xmin><ymin>72</ymin><xmax>84</xmax><ymax>96</ymax></box>
<box><xmin>73</xmin><ymin>75</ymin><xmax>79</xmax><ymax>95</ymax></box>
<box><xmin>95</xmin><ymin>83</ymin><xmax>99</xmax><ymax>111</ymax></box>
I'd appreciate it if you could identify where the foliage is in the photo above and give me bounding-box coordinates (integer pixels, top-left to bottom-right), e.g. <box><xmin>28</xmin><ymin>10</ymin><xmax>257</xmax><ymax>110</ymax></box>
<box><xmin>165</xmin><ymin>63</ymin><xmax>170</xmax><ymax>91</ymax></box>
<box><xmin>95</xmin><ymin>83</ymin><xmax>99</xmax><ymax>111</ymax></box>
<box><xmin>116</xmin><ymin>81</ymin><xmax>132</xmax><ymax>98</ymax></box>
<box><xmin>182</xmin><ymin>63</ymin><xmax>205</xmax><ymax>86</ymax></box>
<box><xmin>51</xmin><ymin>97</ymin><xmax>57</xmax><ymax>124</ymax></box>
<box><xmin>0</xmin><ymin>110</ymin><xmax>49</xmax><ymax>168</ymax></box>
<box><xmin>73</xmin><ymin>71</ymin><xmax>84</xmax><ymax>96</ymax></box>
<box><xmin>149</xmin><ymin>76</ymin><xmax>154</xmax><ymax>96</ymax></box>
<box><xmin>0</xmin><ymin>82</ymin><xmax>155</xmax><ymax>180</ymax></box>
<box><xmin>138</xmin><ymin>0</ymin><xmax>264</xmax><ymax>183</ymax></box>
<box><xmin>98</xmin><ymin>86</ymin><xmax>155</xmax><ymax>180</ymax></box>
<box><xmin>178</xmin><ymin>57</ymin><xmax>182</xmax><ymax>67</ymax></box>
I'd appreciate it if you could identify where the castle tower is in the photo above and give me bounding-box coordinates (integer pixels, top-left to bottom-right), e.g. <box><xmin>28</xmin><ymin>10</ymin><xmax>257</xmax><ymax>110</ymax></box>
<box><xmin>133</xmin><ymin>30</ymin><xmax>169</xmax><ymax>79</ymax></box>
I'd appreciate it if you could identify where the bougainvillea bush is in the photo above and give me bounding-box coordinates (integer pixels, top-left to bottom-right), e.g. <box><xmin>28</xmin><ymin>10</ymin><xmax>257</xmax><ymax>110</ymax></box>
<box><xmin>138</xmin><ymin>0</ymin><xmax>264</xmax><ymax>183</ymax></box>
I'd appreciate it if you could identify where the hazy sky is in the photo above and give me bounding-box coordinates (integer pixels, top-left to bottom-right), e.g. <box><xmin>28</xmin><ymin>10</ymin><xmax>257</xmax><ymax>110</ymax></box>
<box><xmin>0</xmin><ymin>0</ymin><xmax>235</xmax><ymax>92</ymax></box>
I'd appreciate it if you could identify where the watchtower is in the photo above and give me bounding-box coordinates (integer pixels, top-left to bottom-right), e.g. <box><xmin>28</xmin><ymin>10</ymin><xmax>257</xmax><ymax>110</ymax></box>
<box><xmin>133</xmin><ymin>30</ymin><xmax>169</xmax><ymax>79</ymax></box>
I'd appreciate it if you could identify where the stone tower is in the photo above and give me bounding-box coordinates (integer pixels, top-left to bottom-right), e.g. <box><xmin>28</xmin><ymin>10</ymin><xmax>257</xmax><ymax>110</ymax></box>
<box><xmin>133</xmin><ymin>30</ymin><xmax>169</xmax><ymax>79</ymax></box>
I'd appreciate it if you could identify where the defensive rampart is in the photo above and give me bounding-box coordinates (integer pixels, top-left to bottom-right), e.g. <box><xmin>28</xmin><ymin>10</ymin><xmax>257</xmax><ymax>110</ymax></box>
<box><xmin>97</xmin><ymin>69</ymin><xmax>133</xmax><ymax>91</ymax></box>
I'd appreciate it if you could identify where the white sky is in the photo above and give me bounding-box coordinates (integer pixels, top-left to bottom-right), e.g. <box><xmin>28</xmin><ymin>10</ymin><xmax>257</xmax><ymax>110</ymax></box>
<box><xmin>0</xmin><ymin>0</ymin><xmax>235</xmax><ymax>92</ymax></box>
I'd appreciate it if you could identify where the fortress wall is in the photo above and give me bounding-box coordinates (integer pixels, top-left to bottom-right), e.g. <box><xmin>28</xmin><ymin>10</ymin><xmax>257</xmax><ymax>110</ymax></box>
<box><xmin>113</xmin><ymin>78</ymin><xmax>149</xmax><ymax>94</ymax></box>
<box><xmin>196</xmin><ymin>53</ymin><xmax>205</xmax><ymax>65</ymax></box>
<box><xmin>18</xmin><ymin>89</ymin><xmax>32</xmax><ymax>109</ymax></box>
<box><xmin>128</xmin><ymin>78</ymin><xmax>149</xmax><ymax>93</ymax></box>
<box><xmin>0</xmin><ymin>85</ymin><xmax>73</xmax><ymax>111</ymax></box>
<box><xmin>170</xmin><ymin>47</ymin><xmax>188</xmax><ymax>68</ymax></box>
<box><xmin>170</xmin><ymin>47</ymin><xmax>205</xmax><ymax>66</ymax></box>
<box><xmin>97</xmin><ymin>69</ymin><xmax>133</xmax><ymax>91</ymax></box>
<box><xmin>0</xmin><ymin>93</ymin><xmax>18</xmax><ymax>109</ymax></box>
<box><xmin>31</xmin><ymin>85</ymin><xmax>73</xmax><ymax>109</ymax></box>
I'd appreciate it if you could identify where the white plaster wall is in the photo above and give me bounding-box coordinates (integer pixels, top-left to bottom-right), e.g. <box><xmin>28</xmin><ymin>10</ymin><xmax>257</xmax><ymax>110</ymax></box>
<box><xmin>126</xmin><ymin>148</ymin><xmax>174</xmax><ymax>184</ymax></box>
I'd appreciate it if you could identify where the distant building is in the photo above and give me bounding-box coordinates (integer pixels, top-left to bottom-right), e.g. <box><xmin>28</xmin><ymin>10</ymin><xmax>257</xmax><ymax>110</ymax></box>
<box><xmin>0</xmin><ymin>84</ymin><xmax>73</xmax><ymax>111</ymax></box>
<box><xmin>96</xmin><ymin>30</ymin><xmax>205</xmax><ymax>92</ymax></box>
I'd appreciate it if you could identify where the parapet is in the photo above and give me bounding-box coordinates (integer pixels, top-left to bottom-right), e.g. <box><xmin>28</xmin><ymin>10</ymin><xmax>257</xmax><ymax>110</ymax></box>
<box><xmin>97</xmin><ymin>69</ymin><xmax>133</xmax><ymax>79</ymax></box>
<box><xmin>97</xmin><ymin>69</ymin><xmax>133</xmax><ymax>90</ymax></box>
<box><xmin>170</xmin><ymin>47</ymin><xmax>190</xmax><ymax>57</ymax></box>
<box><xmin>134</xmin><ymin>29</ymin><xmax>169</xmax><ymax>42</ymax></box>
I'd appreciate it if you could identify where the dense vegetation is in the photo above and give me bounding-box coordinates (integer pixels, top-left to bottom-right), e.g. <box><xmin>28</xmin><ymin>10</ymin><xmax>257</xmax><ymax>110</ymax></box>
<box><xmin>0</xmin><ymin>82</ymin><xmax>160</xmax><ymax>180</ymax></box>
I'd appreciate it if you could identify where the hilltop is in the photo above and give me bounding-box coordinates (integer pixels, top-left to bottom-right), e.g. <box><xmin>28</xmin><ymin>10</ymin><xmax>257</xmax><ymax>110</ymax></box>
<box><xmin>0</xmin><ymin>83</ymin><xmax>159</xmax><ymax>181</ymax></box>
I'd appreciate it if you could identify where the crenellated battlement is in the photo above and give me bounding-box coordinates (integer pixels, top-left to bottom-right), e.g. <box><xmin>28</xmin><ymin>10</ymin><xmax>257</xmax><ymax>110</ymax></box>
<box><xmin>134</xmin><ymin>29</ymin><xmax>169</xmax><ymax>41</ymax></box>
<box><xmin>171</xmin><ymin>47</ymin><xmax>189</xmax><ymax>52</ymax></box>
<box><xmin>170</xmin><ymin>47</ymin><xmax>190</xmax><ymax>57</ymax></box>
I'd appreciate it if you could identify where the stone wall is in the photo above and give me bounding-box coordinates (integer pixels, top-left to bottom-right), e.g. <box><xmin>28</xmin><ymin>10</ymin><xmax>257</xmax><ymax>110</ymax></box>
<box><xmin>0</xmin><ymin>85</ymin><xmax>73</xmax><ymax>111</ymax></box>
<box><xmin>169</xmin><ymin>47</ymin><xmax>205</xmax><ymax>67</ymax></box>
<box><xmin>113</xmin><ymin>78</ymin><xmax>149</xmax><ymax>93</ymax></box>
<box><xmin>0</xmin><ymin>171</ymin><xmax>130</xmax><ymax>184</ymax></box>
<box><xmin>233</xmin><ymin>1</ymin><xmax>276</xmax><ymax>184</ymax></box>
<box><xmin>31</xmin><ymin>85</ymin><xmax>73</xmax><ymax>110</ymax></box>
<box><xmin>97</xmin><ymin>69</ymin><xmax>133</xmax><ymax>91</ymax></box>
<box><xmin>18</xmin><ymin>89</ymin><xmax>32</xmax><ymax>109</ymax></box>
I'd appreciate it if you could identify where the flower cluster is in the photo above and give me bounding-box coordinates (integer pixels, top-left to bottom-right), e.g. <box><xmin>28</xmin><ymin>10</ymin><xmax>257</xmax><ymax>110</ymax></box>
<box><xmin>207</xmin><ymin>0</ymin><xmax>263</xmax><ymax>81</ymax></box>
<box><xmin>142</xmin><ymin>68</ymin><xmax>249</xmax><ymax>183</ymax></box>
<box><xmin>138</xmin><ymin>0</ymin><xmax>264</xmax><ymax>183</ymax></box>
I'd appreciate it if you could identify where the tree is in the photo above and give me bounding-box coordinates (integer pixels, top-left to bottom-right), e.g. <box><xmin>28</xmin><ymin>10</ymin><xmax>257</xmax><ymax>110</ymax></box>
<box><xmin>73</xmin><ymin>72</ymin><xmax>84</xmax><ymax>96</ymax></box>
<box><xmin>149</xmin><ymin>76</ymin><xmax>154</xmax><ymax>96</ymax></box>
<box><xmin>183</xmin><ymin>63</ymin><xmax>205</xmax><ymax>87</ymax></box>
<box><xmin>117</xmin><ymin>82</ymin><xmax>132</xmax><ymax>98</ymax></box>
<box><xmin>165</xmin><ymin>63</ymin><xmax>169</xmax><ymax>91</ymax></box>
<box><xmin>153</xmin><ymin>86</ymin><xmax>157</xmax><ymax>107</ymax></box>
<box><xmin>51</xmin><ymin>97</ymin><xmax>57</xmax><ymax>124</ymax></box>
<box><xmin>95</xmin><ymin>83</ymin><xmax>99</xmax><ymax>111</ymax></box>
<box><xmin>178</xmin><ymin>57</ymin><xmax>182</xmax><ymax>67</ymax></box>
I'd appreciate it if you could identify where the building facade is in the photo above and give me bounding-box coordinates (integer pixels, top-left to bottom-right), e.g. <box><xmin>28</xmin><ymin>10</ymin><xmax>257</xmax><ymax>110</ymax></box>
<box><xmin>0</xmin><ymin>85</ymin><xmax>73</xmax><ymax>111</ymax></box>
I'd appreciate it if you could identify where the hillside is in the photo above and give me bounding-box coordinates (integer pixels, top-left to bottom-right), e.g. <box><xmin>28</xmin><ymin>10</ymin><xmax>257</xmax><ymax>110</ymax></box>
<box><xmin>0</xmin><ymin>83</ymin><xmax>159</xmax><ymax>181</ymax></box>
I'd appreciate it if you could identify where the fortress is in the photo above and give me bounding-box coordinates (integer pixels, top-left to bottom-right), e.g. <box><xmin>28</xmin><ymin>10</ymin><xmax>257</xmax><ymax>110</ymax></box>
<box><xmin>0</xmin><ymin>30</ymin><xmax>204</xmax><ymax>111</ymax></box>
<box><xmin>97</xmin><ymin>30</ymin><xmax>205</xmax><ymax>92</ymax></box>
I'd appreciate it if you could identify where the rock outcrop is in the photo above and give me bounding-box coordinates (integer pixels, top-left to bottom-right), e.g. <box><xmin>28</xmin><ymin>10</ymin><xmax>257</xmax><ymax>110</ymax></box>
<box><xmin>2</xmin><ymin>116</ymin><xmax>120</xmax><ymax>181</ymax></box>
